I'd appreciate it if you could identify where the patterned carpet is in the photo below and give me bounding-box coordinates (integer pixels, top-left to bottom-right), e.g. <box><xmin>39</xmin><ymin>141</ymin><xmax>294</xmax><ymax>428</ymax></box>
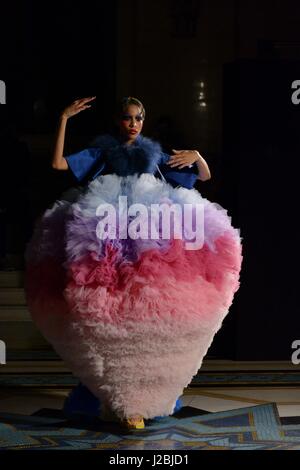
<box><xmin>1</xmin><ymin>403</ymin><xmax>300</xmax><ymax>450</ymax></box>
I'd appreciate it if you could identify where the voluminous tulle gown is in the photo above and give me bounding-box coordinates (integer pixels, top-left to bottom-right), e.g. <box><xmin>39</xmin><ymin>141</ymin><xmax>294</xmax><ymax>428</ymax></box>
<box><xmin>25</xmin><ymin>134</ymin><xmax>242</xmax><ymax>419</ymax></box>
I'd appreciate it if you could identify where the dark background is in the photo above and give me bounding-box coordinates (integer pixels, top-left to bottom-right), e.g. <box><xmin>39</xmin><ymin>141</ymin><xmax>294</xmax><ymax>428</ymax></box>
<box><xmin>0</xmin><ymin>0</ymin><xmax>300</xmax><ymax>360</ymax></box>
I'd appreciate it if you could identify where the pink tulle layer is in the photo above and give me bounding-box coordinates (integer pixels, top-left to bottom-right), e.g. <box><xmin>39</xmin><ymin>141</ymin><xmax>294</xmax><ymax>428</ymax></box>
<box><xmin>25</xmin><ymin>230</ymin><xmax>242</xmax><ymax>419</ymax></box>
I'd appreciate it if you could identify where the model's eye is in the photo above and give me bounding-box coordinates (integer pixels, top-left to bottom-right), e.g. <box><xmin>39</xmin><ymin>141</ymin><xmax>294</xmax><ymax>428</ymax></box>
<box><xmin>136</xmin><ymin>115</ymin><xmax>143</xmax><ymax>122</ymax></box>
<box><xmin>121</xmin><ymin>115</ymin><xmax>131</xmax><ymax>121</ymax></box>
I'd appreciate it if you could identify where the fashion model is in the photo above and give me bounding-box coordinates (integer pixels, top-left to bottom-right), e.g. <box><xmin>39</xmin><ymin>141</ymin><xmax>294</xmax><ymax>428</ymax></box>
<box><xmin>25</xmin><ymin>96</ymin><xmax>243</xmax><ymax>430</ymax></box>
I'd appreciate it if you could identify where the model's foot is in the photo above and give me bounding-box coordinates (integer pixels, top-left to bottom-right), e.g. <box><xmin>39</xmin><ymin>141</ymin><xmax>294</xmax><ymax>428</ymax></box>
<box><xmin>122</xmin><ymin>415</ymin><xmax>145</xmax><ymax>430</ymax></box>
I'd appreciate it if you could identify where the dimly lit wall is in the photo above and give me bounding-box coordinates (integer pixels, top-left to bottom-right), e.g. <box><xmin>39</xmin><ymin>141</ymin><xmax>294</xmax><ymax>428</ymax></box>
<box><xmin>115</xmin><ymin>0</ymin><xmax>300</xmax><ymax>155</ymax></box>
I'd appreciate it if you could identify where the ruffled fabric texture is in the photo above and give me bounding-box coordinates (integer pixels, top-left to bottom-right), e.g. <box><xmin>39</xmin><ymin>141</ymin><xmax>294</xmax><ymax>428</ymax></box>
<box><xmin>25</xmin><ymin>173</ymin><xmax>242</xmax><ymax>419</ymax></box>
<box><xmin>90</xmin><ymin>133</ymin><xmax>165</xmax><ymax>176</ymax></box>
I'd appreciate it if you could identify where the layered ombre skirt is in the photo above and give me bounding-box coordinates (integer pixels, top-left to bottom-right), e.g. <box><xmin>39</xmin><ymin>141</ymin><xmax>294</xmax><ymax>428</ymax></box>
<box><xmin>25</xmin><ymin>173</ymin><xmax>242</xmax><ymax>419</ymax></box>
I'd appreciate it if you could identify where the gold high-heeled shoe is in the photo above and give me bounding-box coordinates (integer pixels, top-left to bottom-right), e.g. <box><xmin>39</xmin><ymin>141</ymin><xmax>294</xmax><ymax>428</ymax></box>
<box><xmin>122</xmin><ymin>415</ymin><xmax>145</xmax><ymax>430</ymax></box>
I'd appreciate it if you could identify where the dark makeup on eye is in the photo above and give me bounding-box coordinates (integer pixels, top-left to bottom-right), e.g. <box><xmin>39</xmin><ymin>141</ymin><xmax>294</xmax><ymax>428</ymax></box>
<box><xmin>121</xmin><ymin>114</ymin><xmax>143</xmax><ymax>122</ymax></box>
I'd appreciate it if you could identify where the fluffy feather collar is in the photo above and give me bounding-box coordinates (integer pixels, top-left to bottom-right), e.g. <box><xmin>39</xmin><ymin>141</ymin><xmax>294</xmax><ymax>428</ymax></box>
<box><xmin>89</xmin><ymin>133</ymin><xmax>164</xmax><ymax>176</ymax></box>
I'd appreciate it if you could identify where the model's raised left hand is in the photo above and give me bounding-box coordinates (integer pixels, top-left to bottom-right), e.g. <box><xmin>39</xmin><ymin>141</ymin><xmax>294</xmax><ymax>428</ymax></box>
<box><xmin>167</xmin><ymin>149</ymin><xmax>200</xmax><ymax>169</ymax></box>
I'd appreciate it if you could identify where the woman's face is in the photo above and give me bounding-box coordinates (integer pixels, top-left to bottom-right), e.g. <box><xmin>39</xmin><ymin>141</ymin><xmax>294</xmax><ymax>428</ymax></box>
<box><xmin>119</xmin><ymin>104</ymin><xmax>144</xmax><ymax>142</ymax></box>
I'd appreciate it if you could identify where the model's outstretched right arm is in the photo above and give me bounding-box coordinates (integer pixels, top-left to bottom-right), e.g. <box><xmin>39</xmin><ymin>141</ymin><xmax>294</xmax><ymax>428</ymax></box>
<box><xmin>51</xmin><ymin>96</ymin><xmax>96</xmax><ymax>170</ymax></box>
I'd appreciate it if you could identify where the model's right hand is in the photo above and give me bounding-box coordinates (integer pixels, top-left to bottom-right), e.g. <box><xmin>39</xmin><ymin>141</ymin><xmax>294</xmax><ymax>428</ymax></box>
<box><xmin>61</xmin><ymin>96</ymin><xmax>96</xmax><ymax>119</ymax></box>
